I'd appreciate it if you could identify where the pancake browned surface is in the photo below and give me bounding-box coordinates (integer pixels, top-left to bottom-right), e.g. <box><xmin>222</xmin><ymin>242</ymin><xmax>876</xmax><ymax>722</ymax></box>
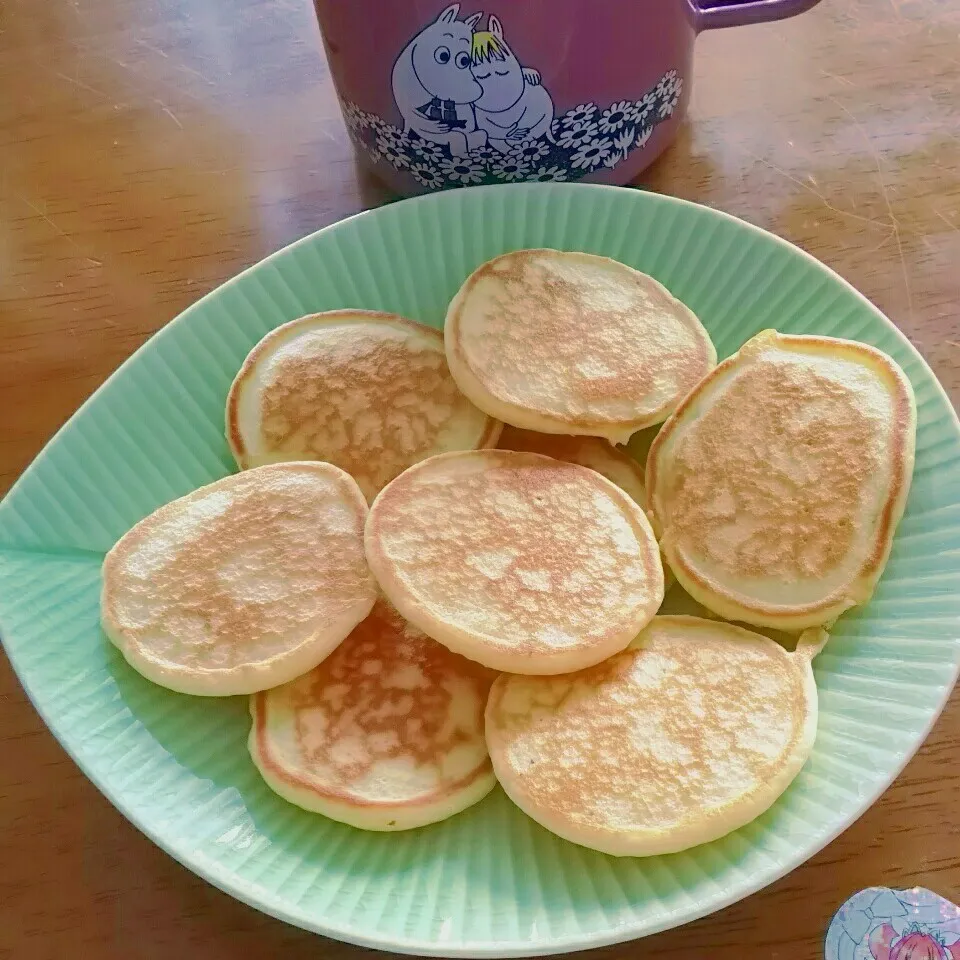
<box><xmin>365</xmin><ymin>450</ymin><xmax>664</xmax><ymax>675</ymax></box>
<box><xmin>101</xmin><ymin>463</ymin><xmax>377</xmax><ymax>696</ymax></box>
<box><xmin>647</xmin><ymin>330</ymin><xmax>916</xmax><ymax>630</ymax></box>
<box><xmin>497</xmin><ymin>425</ymin><xmax>679</xmax><ymax>591</ymax></box>
<box><xmin>227</xmin><ymin>310</ymin><xmax>501</xmax><ymax>501</ymax></box>
<box><xmin>497</xmin><ymin>424</ymin><xmax>647</xmax><ymax>507</ymax></box>
<box><xmin>486</xmin><ymin>615</ymin><xmax>827</xmax><ymax>857</ymax></box>
<box><xmin>445</xmin><ymin>250</ymin><xmax>716</xmax><ymax>443</ymax></box>
<box><xmin>250</xmin><ymin>599</ymin><xmax>497</xmax><ymax>831</ymax></box>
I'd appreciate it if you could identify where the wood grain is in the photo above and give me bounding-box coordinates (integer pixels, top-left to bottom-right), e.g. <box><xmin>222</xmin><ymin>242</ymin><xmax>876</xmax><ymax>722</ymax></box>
<box><xmin>1</xmin><ymin>0</ymin><xmax>958</xmax><ymax>957</ymax></box>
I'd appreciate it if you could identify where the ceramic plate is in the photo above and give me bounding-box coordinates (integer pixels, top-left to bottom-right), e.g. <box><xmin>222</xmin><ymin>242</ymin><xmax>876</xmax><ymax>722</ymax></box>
<box><xmin>1</xmin><ymin>184</ymin><xmax>958</xmax><ymax>957</ymax></box>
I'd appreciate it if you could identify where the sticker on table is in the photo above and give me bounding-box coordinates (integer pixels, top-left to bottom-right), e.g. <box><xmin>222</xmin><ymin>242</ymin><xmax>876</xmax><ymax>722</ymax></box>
<box><xmin>825</xmin><ymin>886</ymin><xmax>960</xmax><ymax>960</ymax></box>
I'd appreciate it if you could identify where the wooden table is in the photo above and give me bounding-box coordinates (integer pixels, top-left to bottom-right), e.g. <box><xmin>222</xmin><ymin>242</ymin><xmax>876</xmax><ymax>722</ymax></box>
<box><xmin>1</xmin><ymin>0</ymin><xmax>958</xmax><ymax>957</ymax></box>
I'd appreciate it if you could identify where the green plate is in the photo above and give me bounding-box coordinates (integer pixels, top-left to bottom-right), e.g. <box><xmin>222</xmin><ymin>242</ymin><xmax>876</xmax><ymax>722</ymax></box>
<box><xmin>1</xmin><ymin>184</ymin><xmax>958</xmax><ymax>957</ymax></box>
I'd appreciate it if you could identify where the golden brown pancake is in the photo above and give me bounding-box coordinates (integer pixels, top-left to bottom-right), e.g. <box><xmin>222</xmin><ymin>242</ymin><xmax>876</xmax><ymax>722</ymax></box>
<box><xmin>101</xmin><ymin>463</ymin><xmax>376</xmax><ymax>695</ymax></box>
<box><xmin>365</xmin><ymin>450</ymin><xmax>664</xmax><ymax>675</ymax></box>
<box><xmin>227</xmin><ymin>310</ymin><xmax>501</xmax><ymax>501</ymax></box>
<box><xmin>486</xmin><ymin>615</ymin><xmax>828</xmax><ymax>856</ymax></box>
<box><xmin>497</xmin><ymin>425</ymin><xmax>679</xmax><ymax>591</ymax></box>
<box><xmin>646</xmin><ymin>330</ymin><xmax>916</xmax><ymax>630</ymax></box>
<box><xmin>497</xmin><ymin>424</ymin><xmax>647</xmax><ymax>507</ymax></box>
<box><xmin>444</xmin><ymin>250</ymin><xmax>716</xmax><ymax>442</ymax></box>
<box><xmin>249</xmin><ymin>599</ymin><xmax>497</xmax><ymax>830</ymax></box>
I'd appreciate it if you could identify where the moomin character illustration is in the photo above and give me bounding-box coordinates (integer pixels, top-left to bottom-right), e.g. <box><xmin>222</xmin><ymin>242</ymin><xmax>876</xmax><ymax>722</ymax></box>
<box><xmin>471</xmin><ymin>16</ymin><xmax>555</xmax><ymax>152</ymax></box>
<box><xmin>357</xmin><ymin>1</ymin><xmax>683</xmax><ymax>187</ymax></box>
<box><xmin>391</xmin><ymin>4</ymin><xmax>489</xmax><ymax>157</ymax></box>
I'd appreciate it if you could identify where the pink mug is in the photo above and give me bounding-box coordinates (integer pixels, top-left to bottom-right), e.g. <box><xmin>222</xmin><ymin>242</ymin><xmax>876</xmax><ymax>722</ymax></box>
<box><xmin>313</xmin><ymin>0</ymin><xmax>821</xmax><ymax>196</ymax></box>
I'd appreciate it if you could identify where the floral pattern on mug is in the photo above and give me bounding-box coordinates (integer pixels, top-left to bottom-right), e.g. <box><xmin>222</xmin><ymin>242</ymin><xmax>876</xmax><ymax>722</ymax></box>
<box><xmin>345</xmin><ymin>3</ymin><xmax>682</xmax><ymax>190</ymax></box>
<box><xmin>344</xmin><ymin>68</ymin><xmax>681</xmax><ymax>191</ymax></box>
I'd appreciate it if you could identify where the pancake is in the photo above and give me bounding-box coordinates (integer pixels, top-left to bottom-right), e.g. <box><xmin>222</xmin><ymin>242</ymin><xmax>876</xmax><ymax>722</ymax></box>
<box><xmin>227</xmin><ymin>310</ymin><xmax>501</xmax><ymax>501</ymax></box>
<box><xmin>646</xmin><ymin>330</ymin><xmax>916</xmax><ymax>630</ymax></box>
<box><xmin>486</xmin><ymin>615</ymin><xmax>828</xmax><ymax>857</ymax></box>
<box><xmin>444</xmin><ymin>250</ymin><xmax>716</xmax><ymax>443</ymax></box>
<box><xmin>497</xmin><ymin>424</ymin><xmax>647</xmax><ymax>507</ymax></box>
<box><xmin>497</xmin><ymin>425</ymin><xmax>676</xmax><ymax>593</ymax></box>
<box><xmin>365</xmin><ymin>450</ymin><xmax>664</xmax><ymax>675</ymax></box>
<box><xmin>101</xmin><ymin>463</ymin><xmax>377</xmax><ymax>696</ymax></box>
<box><xmin>249</xmin><ymin>598</ymin><xmax>497</xmax><ymax>831</ymax></box>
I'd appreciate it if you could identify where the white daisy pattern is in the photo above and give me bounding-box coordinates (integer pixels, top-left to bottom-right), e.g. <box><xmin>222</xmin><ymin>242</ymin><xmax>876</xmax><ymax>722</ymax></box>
<box><xmin>376</xmin><ymin>133</ymin><xmax>412</xmax><ymax>169</ymax></box>
<box><xmin>655</xmin><ymin>69</ymin><xmax>679</xmax><ymax>101</ymax></box>
<box><xmin>410</xmin><ymin>162</ymin><xmax>444</xmax><ymax>189</ymax></box>
<box><xmin>340</xmin><ymin>70</ymin><xmax>680</xmax><ymax>189</ymax></box>
<box><xmin>599</xmin><ymin>101</ymin><xmax>632</xmax><ymax>135</ymax></box>
<box><xmin>530</xmin><ymin>164</ymin><xmax>568</xmax><ymax>182</ymax></box>
<box><xmin>411</xmin><ymin>138</ymin><xmax>446</xmax><ymax>163</ymax></box>
<box><xmin>555</xmin><ymin>119</ymin><xmax>599</xmax><ymax>150</ymax></box>
<box><xmin>571</xmin><ymin>136</ymin><xmax>614</xmax><ymax>171</ymax></box>
<box><xmin>492</xmin><ymin>156</ymin><xmax>530</xmax><ymax>181</ymax></box>
<box><xmin>367</xmin><ymin>113</ymin><xmax>391</xmax><ymax>137</ymax></box>
<box><xmin>439</xmin><ymin>156</ymin><xmax>484</xmax><ymax>184</ymax></box>
<box><xmin>658</xmin><ymin>73</ymin><xmax>683</xmax><ymax>118</ymax></box>
<box><xmin>510</xmin><ymin>139</ymin><xmax>550</xmax><ymax>164</ymax></box>
<box><xmin>627</xmin><ymin>92</ymin><xmax>658</xmax><ymax>127</ymax></box>
<box><xmin>375</xmin><ymin>125</ymin><xmax>407</xmax><ymax>150</ymax></box>
<box><xmin>560</xmin><ymin>103</ymin><xmax>597</xmax><ymax>131</ymax></box>
<box><xmin>467</xmin><ymin>143</ymin><xmax>496</xmax><ymax>165</ymax></box>
<box><xmin>340</xmin><ymin>102</ymin><xmax>361</xmax><ymax>131</ymax></box>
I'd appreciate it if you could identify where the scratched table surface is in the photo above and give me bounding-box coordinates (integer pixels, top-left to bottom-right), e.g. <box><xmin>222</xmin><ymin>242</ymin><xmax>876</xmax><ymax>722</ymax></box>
<box><xmin>1</xmin><ymin>0</ymin><xmax>958</xmax><ymax>958</ymax></box>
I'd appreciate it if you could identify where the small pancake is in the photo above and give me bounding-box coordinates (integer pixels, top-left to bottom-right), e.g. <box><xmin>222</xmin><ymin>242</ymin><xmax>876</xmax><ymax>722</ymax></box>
<box><xmin>365</xmin><ymin>450</ymin><xmax>664</xmax><ymax>675</ymax></box>
<box><xmin>646</xmin><ymin>330</ymin><xmax>916</xmax><ymax>630</ymax></box>
<box><xmin>486</xmin><ymin>615</ymin><xmax>828</xmax><ymax>857</ymax></box>
<box><xmin>497</xmin><ymin>425</ymin><xmax>647</xmax><ymax>507</ymax></box>
<box><xmin>444</xmin><ymin>250</ymin><xmax>716</xmax><ymax>443</ymax></box>
<box><xmin>249</xmin><ymin>598</ymin><xmax>497</xmax><ymax>831</ymax></box>
<box><xmin>496</xmin><ymin>425</ymin><xmax>680</xmax><ymax>592</ymax></box>
<box><xmin>101</xmin><ymin>463</ymin><xmax>376</xmax><ymax>696</ymax></box>
<box><xmin>227</xmin><ymin>310</ymin><xmax>501</xmax><ymax>501</ymax></box>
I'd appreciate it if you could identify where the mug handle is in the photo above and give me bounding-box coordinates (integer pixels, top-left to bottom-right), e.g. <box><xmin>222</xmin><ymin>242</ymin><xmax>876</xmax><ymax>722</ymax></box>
<box><xmin>693</xmin><ymin>0</ymin><xmax>822</xmax><ymax>30</ymax></box>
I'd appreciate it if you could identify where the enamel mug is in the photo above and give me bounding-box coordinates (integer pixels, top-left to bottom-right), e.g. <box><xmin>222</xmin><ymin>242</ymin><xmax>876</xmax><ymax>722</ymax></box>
<box><xmin>314</xmin><ymin>0</ymin><xmax>822</xmax><ymax>195</ymax></box>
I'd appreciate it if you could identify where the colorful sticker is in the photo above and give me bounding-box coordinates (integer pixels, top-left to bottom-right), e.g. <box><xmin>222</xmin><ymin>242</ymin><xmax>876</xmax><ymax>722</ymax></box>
<box><xmin>343</xmin><ymin>3</ymin><xmax>682</xmax><ymax>189</ymax></box>
<box><xmin>825</xmin><ymin>887</ymin><xmax>960</xmax><ymax>960</ymax></box>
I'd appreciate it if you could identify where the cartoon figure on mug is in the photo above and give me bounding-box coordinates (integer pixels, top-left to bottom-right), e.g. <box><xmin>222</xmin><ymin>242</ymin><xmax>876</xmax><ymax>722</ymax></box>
<box><xmin>391</xmin><ymin>4</ymin><xmax>548</xmax><ymax>157</ymax></box>
<box><xmin>391</xmin><ymin>4</ymin><xmax>488</xmax><ymax>156</ymax></box>
<box><xmin>374</xmin><ymin>1</ymin><xmax>683</xmax><ymax>186</ymax></box>
<box><xmin>471</xmin><ymin>16</ymin><xmax>554</xmax><ymax>152</ymax></box>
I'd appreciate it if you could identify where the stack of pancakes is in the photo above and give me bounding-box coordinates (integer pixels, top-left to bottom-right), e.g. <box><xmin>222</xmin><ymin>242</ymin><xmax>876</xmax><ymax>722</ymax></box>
<box><xmin>100</xmin><ymin>249</ymin><xmax>915</xmax><ymax>853</ymax></box>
